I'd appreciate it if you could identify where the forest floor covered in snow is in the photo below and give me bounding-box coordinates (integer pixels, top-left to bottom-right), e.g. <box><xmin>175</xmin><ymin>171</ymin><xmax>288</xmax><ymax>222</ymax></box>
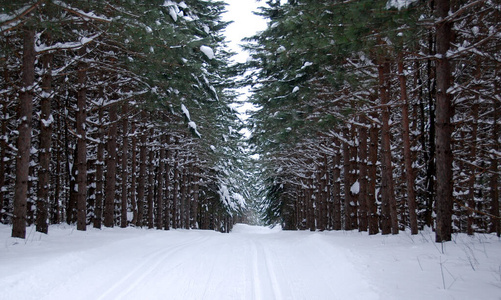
<box><xmin>1</xmin><ymin>223</ymin><xmax>500</xmax><ymax>300</ymax></box>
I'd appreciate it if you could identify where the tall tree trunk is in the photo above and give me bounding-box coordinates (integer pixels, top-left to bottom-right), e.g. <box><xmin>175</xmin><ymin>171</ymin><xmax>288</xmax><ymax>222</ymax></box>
<box><xmin>316</xmin><ymin>159</ymin><xmax>325</xmax><ymax>231</ymax></box>
<box><xmin>12</xmin><ymin>29</ymin><xmax>35</xmax><ymax>239</ymax></box>
<box><xmin>36</xmin><ymin>47</ymin><xmax>53</xmax><ymax>234</ymax></box>
<box><xmin>76</xmin><ymin>47</ymin><xmax>88</xmax><ymax>231</ymax></box>
<box><xmin>172</xmin><ymin>156</ymin><xmax>179</xmax><ymax>229</ymax></box>
<box><xmin>0</xmin><ymin>70</ymin><xmax>8</xmax><ymax>224</ymax></box>
<box><xmin>93</xmin><ymin>103</ymin><xmax>104</xmax><ymax>229</ymax></box>
<box><xmin>490</xmin><ymin>99</ymin><xmax>500</xmax><ymax>237</ymax></box>
<box><xmin>398</xmin><ymin>55</ymin><xmax>418</xmax><ymax>234</ymax></box>
<box><xmin>52</xmin><ymin>105</ymin><xmax>62</xmax><ymax>224</ymax></box>
<box><xmin>425</xmin><ymin>29</ymin><xmax>437</xmax><ymax>228</ymax></box>
<box><xmin>320</xmin><ymin>154</ymin><xmax>329</xmax><ymax>231</ymax></box>
<box><xmin>349</xmin><ymin>125</ymin><xmax>359</xmax><ymax>229</ymax></box>
<box><xmin>308</xmin><ymin>177</ymin><xmax>315</xmax><ymax>231</ymax></box>
<box><xmin>147</xmin><ymin>132</ymin><xmax>155</xmax><ymax>229</ymax></box>
<box><xmin>379</xmin><ymin>61</ymin><xmax>398</xmax><ymax>235</ymax></box>
<box><xmin>156</xmin><ymin>135</ymin><xmax>165</xmax><ymax>230</ymax></box>
<box><xmin>164</xmin><ymin>135</ymin><xmax>171</xmax><ymax>230</ymax></box>
<box><xmin>130</xmin><ymin>122</ymin><xmax>137</xmax><ymax>226</ymax></box>
<box><xmin>332</xmin><ymin>142</ymin><xmax>342</xmax><ymax>230</ymax></box>
<box><xmin>343</xmin><ymin>127</ymin><xmax>355</xmax><ymax>230</ymax></box>
<box><xmin>191</xmin><ymin>165</ymin><xmax>199</xmax><ymax>229</ymax></box>
<box><xmin>104</xmin><ymin>104</ymin><xmax>118</xmax><ymax>227</ymax></box>
<box><xmin>368</xmin><ymin>121</ymin><xmax>380</xmax><ymax>235</ymax></box>
<box><xmin>435</xmin><ymin>0</ymin><xmax>454</xmax><ymax>243</ymax></box>
<box><xmin>187</xmin><ymin>166</ymin><xmax>193</xmax><ymax>229</ymax></box>
<box><xmin>358</xmin><ymin>123</ymin><xmax>368</xmax><ymax>232</ymax></box>
<box><xmin>467</xmin><ymin>100</ymin><xmax>478</xmax><ymax>235</ymax></box>
<box><xmin>120</xmin><ymin>102</ymin><xmax>128</xmax><ymax>228</ymax></box>
<box><xmin>183</xmin><ymin>169</ymin><xmax>190</xmax><ymax>229</ymax></box>
<box><xmin>136</xmin><ymin>113</ymin><xmax>147</xmax><ymax>227</ymax></box>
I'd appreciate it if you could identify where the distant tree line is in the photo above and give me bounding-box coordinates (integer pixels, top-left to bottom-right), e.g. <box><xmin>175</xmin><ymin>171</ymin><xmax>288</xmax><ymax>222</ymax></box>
<box><xmin>0</xmin><ymin>0</ymin><xmax>249</xmax><ymax>239</ymax></box>
<box><xmin>246</xmin><ymin>0</ymin><xmax>500</xmax><ymax>241</ymax></box>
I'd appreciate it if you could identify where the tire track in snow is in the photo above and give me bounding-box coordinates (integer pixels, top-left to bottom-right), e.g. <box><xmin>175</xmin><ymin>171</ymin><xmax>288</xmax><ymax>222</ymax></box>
<box><xmin>95</xmin><ymin>236</ymin><xmax>209</xmax><ymax>300</ymax></box>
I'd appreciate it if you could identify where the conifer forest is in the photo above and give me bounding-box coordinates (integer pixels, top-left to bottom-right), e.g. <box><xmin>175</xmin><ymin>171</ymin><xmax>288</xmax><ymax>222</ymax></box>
<box><xmin>1</xmin><ymin>0</ymin><xmax>500</xmax><ymax>245</ymax></box>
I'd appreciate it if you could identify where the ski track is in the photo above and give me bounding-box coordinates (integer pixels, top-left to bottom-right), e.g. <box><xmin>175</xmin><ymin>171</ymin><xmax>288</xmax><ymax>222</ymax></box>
<box><xmin>95</xmin><ymin>236</ymin><xmax>209</xmax><ymax>300</ymax></box>
<box><xmin>1</xmin><ymin>225</ymin><xmax>379</xmax><ymax>300</ymax></box>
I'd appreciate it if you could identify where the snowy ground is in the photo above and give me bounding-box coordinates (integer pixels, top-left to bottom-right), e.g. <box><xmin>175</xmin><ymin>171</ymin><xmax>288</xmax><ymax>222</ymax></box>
<box><xmin>1</xmin><ymin>224</ymin><xmax>500</xmax><ymax>300</ymax></box>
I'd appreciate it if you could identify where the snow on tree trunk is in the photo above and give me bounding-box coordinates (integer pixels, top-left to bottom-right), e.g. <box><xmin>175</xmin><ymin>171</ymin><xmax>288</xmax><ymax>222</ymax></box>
<box><xmin>358</xmin><ymin>122</ymin><xmax>369</xmax><ymax>232</ymax></box>
<box><xmin>368</xmin><ymin>120</ymin><xmax>379</xmax><ymax>235</ymax></box>
<box><xmin>104</xmin><ymin>103</ymin><xmax>118</xmax><ymax>228</ymax></box>
<box><xmin>93</xmin><ymin>102</ymin><xmax>105</xmax><ymax>229</ymax></box>
<box><xmin>36</xmin><ymin>47</ymin><xmax>53</xmax><ymax>234</ymax></box>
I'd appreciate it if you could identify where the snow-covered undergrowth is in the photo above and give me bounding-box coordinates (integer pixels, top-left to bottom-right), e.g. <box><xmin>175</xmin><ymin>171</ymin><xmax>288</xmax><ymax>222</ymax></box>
<box><xmin>1</xmin><ymin>224</ymin><xmax>500</xmax><ymax>300</ymax></box>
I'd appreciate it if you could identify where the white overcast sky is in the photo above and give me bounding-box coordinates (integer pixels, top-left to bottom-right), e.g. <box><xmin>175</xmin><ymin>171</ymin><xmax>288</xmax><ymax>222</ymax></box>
<box><xmin>222</xmin><ymin>0</ymin><xmax>267</xmax><ymax>63</ymax></box>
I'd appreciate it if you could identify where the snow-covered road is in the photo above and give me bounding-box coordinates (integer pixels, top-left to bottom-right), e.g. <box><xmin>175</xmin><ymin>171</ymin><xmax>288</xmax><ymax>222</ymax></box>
<box><xmin>1</xmin><ymin>224</ymin><xmax>500</xmax><ymax>300</ymax></box>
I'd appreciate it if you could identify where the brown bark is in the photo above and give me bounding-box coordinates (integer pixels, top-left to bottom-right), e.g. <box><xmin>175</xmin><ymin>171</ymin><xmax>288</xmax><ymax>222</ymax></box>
<box><xmin>358</xmin><ymin>123</ymin><xmax>368</xmax><ymax>232</ymax></box>
<box><xmin>172</xmin><ymin>157</ymin><xmax>179</xmax><ymax>229</ymax></box>
<box><xmin>182</xmin><ymin>169</ymin><xmax>190</xmax><ymax>229</ymax></box>
<box><xmin>130</xmin><ymin>122</ymin><xmax>137</xmax><ymax>226</ymax></box>
<box><xmin>319</xmin><ymin>154</ymin><xmax>329</xmax><ymax>231</ymax></box>
<box><xmin>490</xmin><ymin>99</ymin><xmax>500</xmax><ymax>237</ymax></box>
<box><xmin>435</xmin><ymin>0</ymin><xmax>454</xmax><ymax>243</ymax></box>
<box><xmin>368</xmin><ymin>121</ymin><xmax>379</xmax><ymax>235</ymax></box>
<box><xmin>76</xmin><ymin>47</ymin><xmax>87</xmax><ymax>231</ymax></box>
<box><xmin>147</xmin><ymin>131</ymin><xmax>155</xmax><ymax>229</ymax></box>
<box><xmin>467</xmin><ymin>100</ymin><xmax>478</xmax><ymax>235</ymax></box>
<box><xmin>120</xmin><ymin>102</ymin><xmax>128</xmax><ymax>228</ymax></box>
<box><xmin>164</xmin><ymin>136</ymin><xmax>171</xmax><ymax>230</ymax></box>
<box><xmin>379</xmin><ymin>61</ymin><xmax>398</xmax><ymax>235</ymax></box>
<box><xmin>184</xmin><ymin>165</ymin><xmax>193</xmax><ymax>229</ymax></box>
<box><xmin>52</xmin><ymin>108</ymin><xmax>62</xmax><ymax>224</ymax></box>
<box><xmin>104</xmin><ymin>104</ymin><xmax>118</xmax><ymax>227</ymax></box>
<box><xmin>0</xmin><ymin>72</ymin><xmax>7</xmax><ymax>224</ymax></box>
<box><xmin>136</xmin><ymin>113</ymin><xmax>147</xmax><ymax>227</ymax></box>
<box><xmin>343</xmin><ymin>128</ymin><xmax>354</xmax><ymax>230</ymax></box>
<box><xmin>156</xmin><ymin>135</ymin><xmax>165</xmax><ymax>230</ymax></box>
<box><xmin>398</xmin><ymin>56</ymin><xmax>418</xmax><ymax>234</ymax></box>
<box><xmin>191</xmin><ymin>165</ymin><xmax>199</xmax><ymax>229</ymax></box>
<box><xmin>36</xmin><ymin>46</ymin><xmax>53</xmax><ymax>234</ymax></box>
<box><xmin>12</xmin><ymin>29</ymin><xmax>35</xmax><ymax>239</ymax></box>
<box><xmin>332</xmin><ymin>143</ymin><xmax>342</xmax><ymax>230</ymax></box>
<box><xmin>307</xmin><ymin>177</ymin><xmax>315</xmax><ymax>231</ymax></box>
<box><xmin>425</xmin><ymin>30</ymin><xmax>437</xmax><ymax>228</ymax></box>
<box><xmin>93</xmin><ymin>103</ymin><xmax>105</xmax><ymax>229</ymax></box>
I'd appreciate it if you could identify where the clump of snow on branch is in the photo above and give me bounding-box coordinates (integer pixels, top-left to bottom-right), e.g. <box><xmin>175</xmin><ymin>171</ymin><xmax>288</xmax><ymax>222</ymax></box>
<box><xmin>200</xmin><ymin>45</ymin><xmax>215</xmax><ymax>59</ymax></box>
<box><xmin>181</xmin><ymin>104</ymin><xmax>190</xmax><ymax>120</ymax></box>
<box><xmin>188</xmin><ymin>121</ymin><xmax>201</xmax><ymax>138</ymax></box>
<box><xmin>386</xmin><ymin>0</ymin><xmax>418</xmax><ymax>10</ymax></box>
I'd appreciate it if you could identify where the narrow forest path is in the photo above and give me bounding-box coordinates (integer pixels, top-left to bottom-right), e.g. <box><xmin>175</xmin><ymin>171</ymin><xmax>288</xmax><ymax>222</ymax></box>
<box><xmin>1</xmin><ymin>224</ymin><xmax>378</xmax><ymax>300</ymax></box>
<box><xmin>3</xmin><ymin>224</ymin><xmax>500</xmax><ymax>299</ymax></box>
